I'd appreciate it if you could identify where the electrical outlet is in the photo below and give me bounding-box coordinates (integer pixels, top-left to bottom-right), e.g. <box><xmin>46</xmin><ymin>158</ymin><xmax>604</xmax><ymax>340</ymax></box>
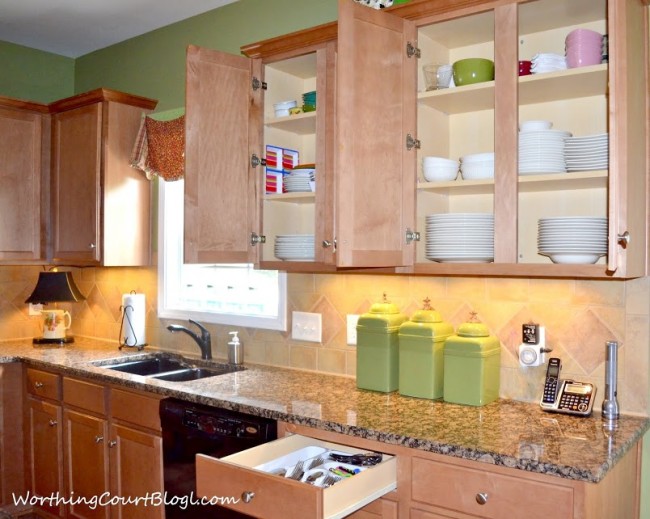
<box><xmin>291</xmin><ymin>311</ymin><xmax>322</xmax><ymax>343</ymax></box>
<box><xmin>28</xmin><ymin>303</ymin><xmax>43</xmax><ymax>316</ymax></box>
<box><xmin>347</xmin><ymin>314</ymin><xmax>360</xmax><ymax>345</ymax></box>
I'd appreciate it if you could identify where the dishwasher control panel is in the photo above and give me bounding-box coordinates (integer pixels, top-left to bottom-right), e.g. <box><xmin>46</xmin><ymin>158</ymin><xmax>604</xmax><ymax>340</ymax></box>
<box><xmin>183</xmin><ymin>408</ymin><xmax>264</xmax><ymax>438</ymax></box>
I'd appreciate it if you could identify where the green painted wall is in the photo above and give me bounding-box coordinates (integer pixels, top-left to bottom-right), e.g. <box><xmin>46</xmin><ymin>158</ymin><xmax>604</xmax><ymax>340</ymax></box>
<box><xmin>0</xmin><ymin>41</ymin><xmax>74</xmax><ymax>102</ymax></box>
<box><xmin>74</xmin><ymin>0</ymin><xmax>338</xmax><ymax>111</ymax></box>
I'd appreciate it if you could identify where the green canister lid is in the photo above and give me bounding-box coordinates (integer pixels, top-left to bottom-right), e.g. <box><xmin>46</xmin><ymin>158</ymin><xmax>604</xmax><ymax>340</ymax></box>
<box><xmin>445</xmin><ymin>313</ymin><xmax>500</xmax><ymax>355</ymax></box>
<box><xmin>399</xmin><ymin>298</ymin><xmax>453</xmax><ymax>339</ymax></box>
<box><xmin>357</xmin><ymin>294</ymin><xmax>406</xmax><ymax>332</ymax></box>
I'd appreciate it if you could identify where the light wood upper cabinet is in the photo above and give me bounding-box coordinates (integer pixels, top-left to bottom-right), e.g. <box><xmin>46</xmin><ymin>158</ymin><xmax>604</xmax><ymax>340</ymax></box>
<box><xmin>0</xmin><ymin>98</ymin><xmax>49</xmax><ymax>263</ymax></box>
<box><xmin>185</xmin><ymin>45</ymin><xmax>262</xmax><ymax>264</ymax></box>
<box><xmin>50</xmin><ymin>89</ymin><xmax>157</xmax><ymax>266</ymax></box>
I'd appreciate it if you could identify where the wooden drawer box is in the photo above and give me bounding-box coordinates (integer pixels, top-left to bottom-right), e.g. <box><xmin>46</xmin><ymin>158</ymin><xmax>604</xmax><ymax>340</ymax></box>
<box><xmin>63</xmin><ymin>377</ymin><xmax>106</xmax><ymax>415</ymax></box>
<box><xmin>25</xmin><ymin>368</ymin><xmax>61</xmax><ymax>401</ymax></box>
<box><xmin>411</xmin><ymin>456</ymin><xmax>574</xmax><ymax>519</ymax></box>
<box><xmin>196</xmin><ymin>434</ymin><xmax>396</xmax><ymax>519</ymax></box>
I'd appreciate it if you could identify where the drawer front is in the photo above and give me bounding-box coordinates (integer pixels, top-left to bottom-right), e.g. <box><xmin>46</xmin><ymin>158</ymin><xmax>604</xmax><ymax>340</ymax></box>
<box><xmin>26</xmin><ymin>368</ymin><xmax>61</xmax><ymax>400</ymax></box>
<box><xmin>196</xmin><ymin>434</ymin><xmax>397</xmax><ymax>519</ymax></box>
<box><xmin>411</xmin><ymin>457</ymin><xmax>574</xmax><ymax>519</ymax></box>
<box><xmin>110</xmin><ymin>388</ymin><xmax>162</xmax><ymax>431</ymax></box>
<box><xmin>63</xmin><ymin>377</ymin><xmax>107</xmax><ymax>414</ymax></box>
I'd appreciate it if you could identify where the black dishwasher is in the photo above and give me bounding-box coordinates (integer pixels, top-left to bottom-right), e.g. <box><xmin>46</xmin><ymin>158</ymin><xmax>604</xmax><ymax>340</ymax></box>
<box><xmin>160</xmin><ymin>398</ymin><xmax>277</xmax><ymax>519</ymax></box>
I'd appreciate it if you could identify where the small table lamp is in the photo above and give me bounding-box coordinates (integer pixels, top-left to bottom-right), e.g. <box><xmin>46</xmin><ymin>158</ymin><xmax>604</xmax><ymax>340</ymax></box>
<box><xmin>25</xmin><ymin>271</ymin><xmax>86</xmax><ymax>345</ymax></box>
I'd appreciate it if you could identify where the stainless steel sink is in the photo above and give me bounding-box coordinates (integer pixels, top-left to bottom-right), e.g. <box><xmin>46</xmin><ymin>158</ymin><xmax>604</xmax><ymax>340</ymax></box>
<box><xmin>92</xmin><ymin>354</ymin><xmax>245</xmax><ymax>382</ymax></box>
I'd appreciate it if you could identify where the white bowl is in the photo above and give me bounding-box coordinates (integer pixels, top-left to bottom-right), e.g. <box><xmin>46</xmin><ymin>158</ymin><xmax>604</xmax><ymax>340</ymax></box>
<box><xmin>422</xmin><ymin>156</ymin><xmax>457</xmax><ymax>166</ymax></box>
<box><xmin>460</xmin><ymin>165</ymin><xmax>494</xmax><ymax>180</ymax></box>
<box><xmin>274</xmin><ymin>100</ymin><xmax>298</xmax><ymax>110</ymax></box>
<box><xmin>520</xmin><ymin>120</ymin><xmax>553</xmax><ymax>132</ymax></box>
<box><xmin>274</xmin><ymin>108</ymin><xmax>291</xmax><ymax>117</ymax></box>
<box><xmin>423</xmin><ymin>166</ymin><xmax>458</xmax><ymax>182</ymax></box>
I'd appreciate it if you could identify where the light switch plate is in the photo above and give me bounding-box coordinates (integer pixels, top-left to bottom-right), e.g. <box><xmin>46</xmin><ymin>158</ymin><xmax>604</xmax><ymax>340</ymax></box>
<box><xmin>28</xmin><ymin>303</ymin><xmax>43</xmax><ymax>316</ymax></box>
<box><xmin>292</xmin><ymin>311</ymin><xmax>322</xmax><ymax>343</ymax></box>
<box><xmin>347</xmin><ymin>314</ymin><xmax>360</xmax><ymax>345</ymax></box>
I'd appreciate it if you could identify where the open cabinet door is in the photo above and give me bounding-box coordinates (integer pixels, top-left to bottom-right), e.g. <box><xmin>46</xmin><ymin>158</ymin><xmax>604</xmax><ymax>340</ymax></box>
<box><xmin>185</xmin><ymin>45</ymin><xmax>263</xmax><ymax>264</ymax></box>
<box><xmin>335</xmin><ymin>0</ymin><xmax>417</xmax><ymax>268</ymax></box>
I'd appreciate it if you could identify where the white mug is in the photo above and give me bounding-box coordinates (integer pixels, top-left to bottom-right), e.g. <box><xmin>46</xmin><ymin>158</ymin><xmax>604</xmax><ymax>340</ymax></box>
<box><xmin>41</xmin><ymin>309</ymin><xmax>72</xmax><ymax>339</ymax></box>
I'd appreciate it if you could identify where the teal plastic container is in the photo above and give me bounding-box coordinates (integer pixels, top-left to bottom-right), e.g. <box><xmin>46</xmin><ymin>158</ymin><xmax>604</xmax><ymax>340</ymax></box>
<box><xmin>443</xmin><ymin>319</ymin><xmax>501</xmax><ymax>406</ymax></box>
<box><xmin>398</xmin><ymin>305</ymin><xmax>453</xmax><ymax>399</ymax></box>
<box><xmin>356</xmin><ymin>300</ymin><xmax>407</xmax><ymax>392</ymax></box>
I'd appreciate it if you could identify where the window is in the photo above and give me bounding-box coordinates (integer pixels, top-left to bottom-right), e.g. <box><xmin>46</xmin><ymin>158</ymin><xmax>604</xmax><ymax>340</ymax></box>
<box><xmin>157</xmin><ymin>179</ymin><xmax>287</xmax><ymax>331</ymax></box>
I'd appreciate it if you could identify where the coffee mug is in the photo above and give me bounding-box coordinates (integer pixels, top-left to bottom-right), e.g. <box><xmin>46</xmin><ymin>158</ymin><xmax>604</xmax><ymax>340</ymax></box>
<box><xmin>41</xmin><ymin>309</ymin><xmax>72</xmax><ymax>339</ymax></box>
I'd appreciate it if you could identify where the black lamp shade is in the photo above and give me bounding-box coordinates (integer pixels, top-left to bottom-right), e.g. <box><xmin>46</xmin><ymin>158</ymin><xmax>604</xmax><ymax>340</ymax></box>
<box><xmin>25</xmin><ymin>272</ymin><xmax>86</xmax><ymax>304</ymax></box>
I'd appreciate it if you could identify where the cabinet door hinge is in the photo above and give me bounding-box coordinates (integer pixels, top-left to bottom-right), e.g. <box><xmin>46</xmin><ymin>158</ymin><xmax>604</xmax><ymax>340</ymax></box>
<box><xmin>406</xmin><ymin>42</ymin><xmax>421</xmax><ymax>59</ymax></box>
<box><xmin>406</xmin><ymin>133</ymin><xmax>421</xmax><ymax>151</ymax></box>
<box><xmin>250</xmin><ymin>233</ymin><xmax>266</xmax><ymax>246</ymax></box>
<box><xmin>405</xmin><ymin>228</ymin><xmax>421</xmax><ymax>244</ymax></box>
<box><xmin>252</xmin><ymin>77</ymin><xmax>267</xmax><ymax>91</ymax></box>
<box><xmin>251</xmin><ymin>154</ymin><xmax>267</xmax><ymax>168</ymax></box>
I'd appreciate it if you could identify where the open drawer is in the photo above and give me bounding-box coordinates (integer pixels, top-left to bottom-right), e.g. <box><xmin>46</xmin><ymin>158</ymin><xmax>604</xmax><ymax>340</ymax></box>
<box><xmin>196</xmin><ymin>433</ymin><xmax>397</xmax><ymax>519</ymax></box>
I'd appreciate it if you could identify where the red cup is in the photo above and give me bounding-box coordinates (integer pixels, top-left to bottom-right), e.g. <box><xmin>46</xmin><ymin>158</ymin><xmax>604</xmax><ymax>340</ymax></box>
<box><xmin>519</xmin><ymin>60</ymin><xmax>532</xmax><ymax>76</ymax></box>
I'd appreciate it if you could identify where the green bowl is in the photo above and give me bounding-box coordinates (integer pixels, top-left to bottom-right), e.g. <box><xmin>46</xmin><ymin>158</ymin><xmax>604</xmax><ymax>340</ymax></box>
<box><xmin>452</xmin><ymin>58</ymin><xmax>495</xmax><ymax>86</ymax></box>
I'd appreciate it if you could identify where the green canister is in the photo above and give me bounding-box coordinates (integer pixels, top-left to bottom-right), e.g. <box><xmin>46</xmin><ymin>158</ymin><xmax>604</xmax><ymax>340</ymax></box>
<box><xmin>443</xmin><ymin>315</ymin><xmax>501</xmax><ymax>406</ymax></box>
<box><xmin>398</xmin><ymin>299</ymin><xmax>454</xmax><ymax>399</ymax></box>
<box><xmin>356</xmin><ymin>295</ymin><xmax>407</xmax><ymax>392</ymax></box>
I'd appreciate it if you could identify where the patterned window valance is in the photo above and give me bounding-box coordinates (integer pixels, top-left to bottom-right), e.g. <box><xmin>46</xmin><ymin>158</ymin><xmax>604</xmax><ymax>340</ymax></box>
<box><xmin>130</xmin><ymin>114</ymin><xmax>185</xmax><ymax>181</ymax></box>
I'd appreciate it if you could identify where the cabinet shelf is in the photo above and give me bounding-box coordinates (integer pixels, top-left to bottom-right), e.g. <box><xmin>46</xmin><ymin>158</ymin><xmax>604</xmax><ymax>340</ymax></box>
<box><xmin>264</xmin><ymin>192</ymin><xmax>315</xmax><ymax>203</ymax></box>
<box><xmin>265</xmin><ymin>111</ymin><xmax>317</xmax><ymax>134</ymax></box>
<box><xmin>417</xmin><ymin>64</ymin><xmax>607</xmax><ymax>114</ymax></box>
<box><xmin>417</xmin><ymin>170</ymin><xmax>607</xmax><ymax>196</ymax></box>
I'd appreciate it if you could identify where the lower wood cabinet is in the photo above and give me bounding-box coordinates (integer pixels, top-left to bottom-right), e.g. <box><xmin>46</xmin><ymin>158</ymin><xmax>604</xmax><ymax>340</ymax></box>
<box><xmin>24</xmin><ymin>369</ymin><xmax>164</xmax><ymax>519</ymax></box>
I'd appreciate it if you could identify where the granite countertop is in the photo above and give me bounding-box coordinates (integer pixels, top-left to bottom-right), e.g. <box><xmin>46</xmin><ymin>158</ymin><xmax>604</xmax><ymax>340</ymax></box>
<box><xmin>4</xmin><ymin>337</ymin><xmax>648</xmax><ymax>484</ymax></box>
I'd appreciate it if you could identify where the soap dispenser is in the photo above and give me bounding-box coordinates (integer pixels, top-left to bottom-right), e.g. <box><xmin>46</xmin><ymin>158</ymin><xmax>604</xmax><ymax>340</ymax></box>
<box><xmin>228</xmin><ymin>331</ymin><xmax>243</xmax><ymax>365</ymax></box>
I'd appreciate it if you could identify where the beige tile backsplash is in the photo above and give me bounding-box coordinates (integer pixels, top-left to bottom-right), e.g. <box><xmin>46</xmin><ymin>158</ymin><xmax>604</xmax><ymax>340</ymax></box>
<box><xmin>4</xmin><ymin>266</ymin><xmax>649</xmax><ymax>415</ymax></box>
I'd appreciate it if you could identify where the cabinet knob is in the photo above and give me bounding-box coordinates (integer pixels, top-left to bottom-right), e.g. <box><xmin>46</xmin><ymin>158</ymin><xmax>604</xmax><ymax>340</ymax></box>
<box><xmin>241</xmin><ymin>491</ymin><xmax>255</xmax><ymax>504</ymax></box>
<box><xmin>89</xmin><ymin>243</ymin><xmax>96</xmax><ymax>249</ymax></box>
<box><xmin>475</xmin><ymin>492</ymin><xmax>488</xmax><ymax>505</ymax></box>
<box><xmin>617</xmin><ymin>231</ymin><xmax>630</xmax><ymax>247</ymax></box>
<box><xmin>95</xmin><ymin>435</ymin><xmax>104</xmax><ymax>443</ymax></box>
<box><xmin>34</xmin><ymin>381</ymin><xmax>44</xmax><ymax>389</ymax></box>
<box><xmin>48</xmin><ymin>419</ymin><xmax>57</xmax><ymax>427</ymax></box>
<box><xmin>109</xmin><ymin>440</ymin><xmax>117</xmax><ymax>448</ymax></box>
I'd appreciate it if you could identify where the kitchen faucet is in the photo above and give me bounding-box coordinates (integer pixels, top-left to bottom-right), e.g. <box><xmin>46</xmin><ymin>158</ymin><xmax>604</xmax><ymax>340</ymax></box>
<box><xmin>166</xmin><ymin>319</ymin><xmax>212</xmax><ymax>360</ymax></box>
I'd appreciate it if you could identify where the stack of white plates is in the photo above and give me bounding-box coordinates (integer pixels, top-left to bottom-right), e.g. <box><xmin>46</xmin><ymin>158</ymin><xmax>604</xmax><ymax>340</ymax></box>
<box><xmin>538</xmin><ymin>217</ymin><xmax>607</xmax><ymax>264</ymax></box>
<box><xmin>283</xmin><ymin>170</ymin><xmax>315</xmax><ymax>192</ymax></box>
<box><xmin>565</xmin><ymin>133</ymin><xmax>608</xmax><ymax>171</ymax></box>
<box><xmin>519</xmin><ymin>129</ymin><xmax>571</xmax><ymax>175</ymax></box>
<box><xmin>274</xmin><ymin>234</ymin><xmax>315</xmax><ymax>261</ymax></box>
<box><xmin>425</xmin><ymin>213</ymin><xmax>494</xmax><ymax>263</ymax></box>
<box><xmin>531</xmin><ymin>53</ymin><xmax>567</xmax><ymax>74</ymax></box>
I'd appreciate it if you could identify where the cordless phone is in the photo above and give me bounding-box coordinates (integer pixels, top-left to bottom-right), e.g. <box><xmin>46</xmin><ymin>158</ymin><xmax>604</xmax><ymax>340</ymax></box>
<box><xmin>540</xmin><ymin>357</ymin><xmax>596</xmax><ymax>416</ymax></box>
<box><xmin>541</xmin><ymin>357</ymin><xmax>561</xmax><ymax>406</ymax></box>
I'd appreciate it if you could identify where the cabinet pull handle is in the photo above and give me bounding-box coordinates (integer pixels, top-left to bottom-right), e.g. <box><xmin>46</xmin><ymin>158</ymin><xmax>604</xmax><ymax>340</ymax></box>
<box><xmin>48</xmin><ymin>419</ymin><xmax>57</xmax><ymax>427</ymax></box>
<box><xmin>89</xmin><ymin>243</ymin><xmax>96</xmax><ymax>249</ymax></box>
<box><xmin>241</xmin><ymin>491</ymin><xmax>255</xmax><ymax>504</ymax></box>
<box><xmin>475</xmin><ymin>492</ymin><xmax>488</xmax><ymax>505</ymax></box>
<box><xmin>109</xmin><ymin>440</ymin><xmax>117</xmax><ymax>448</ymax></box>
<box><xmin>34</xmin><ymin>381</ymin><xmax>44</xmax><ymax>389</ymax></box>
<box><xmin>618</xmin><ymin>231</ymin><xmax>630</xmax><ymax>247</ymax></box>
<box><xmin>95</xmin><ymin>435</ymin><xmax>104</xmax><ymax>443</ymax></box>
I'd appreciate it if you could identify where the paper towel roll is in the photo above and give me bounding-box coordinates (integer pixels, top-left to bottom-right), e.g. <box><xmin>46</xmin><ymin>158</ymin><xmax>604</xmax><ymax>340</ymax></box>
<box><xmin>121</xmin><ymin>293</ymin><xmax>146</xmax><ymax>347</ymax></box>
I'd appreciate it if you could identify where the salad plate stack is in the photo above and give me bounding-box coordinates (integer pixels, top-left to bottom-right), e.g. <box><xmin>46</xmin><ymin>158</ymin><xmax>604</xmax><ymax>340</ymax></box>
<box><xmin>425</xmin><ymin>213</ymin><xmax>494</xmax><ymax>263</ymax></box>
<box><xmin>565</xmin><ymin>133</ymin><xmax>608</xmax><ymax>171</ymax></box>
<box><xmin>530</xmin><ymin>53</ymin><xmax>567</xmax><ymax>74</ymax></box>
<box><xmin>519</xmin><ymin>129</ymin><xmax>571</xmax><ymax>175</ymax></box>
<box><xmin>274</xmin><ymin>235</ymin><xmax>315</xmax><ymax>261</ymax></box>
<box><xmin>283</xmin><ymin>169</ymin><xmax>315</xmax><ymax>192</ymax></box>
<box><xmin>538</xmin><ymin>217</ymin><xmax>607</xmax><ymax>264</ymax></box>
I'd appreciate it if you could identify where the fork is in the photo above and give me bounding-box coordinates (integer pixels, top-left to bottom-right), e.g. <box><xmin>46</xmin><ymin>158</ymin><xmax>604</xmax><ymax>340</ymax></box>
<box><xmin>321</xmin><ymin>474</ymin><xmax>340</xmax><ymax>488</ymax></box>
<box><xmin>288</xmin><ymin>461</ymin><xmax>304</xmax><ymax>481</ymax></box>
<box><xmin>307</xmin><ymin>455</ymin><xmax>325</xmax><ymax>470</ymax></box>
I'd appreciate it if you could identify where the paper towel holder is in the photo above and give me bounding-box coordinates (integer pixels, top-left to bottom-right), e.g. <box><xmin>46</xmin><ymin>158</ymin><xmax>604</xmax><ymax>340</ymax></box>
<box><xmin>119</xmin><ymin>291</ymin><xmax>147</xmax><ymax>351</ymax></box>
